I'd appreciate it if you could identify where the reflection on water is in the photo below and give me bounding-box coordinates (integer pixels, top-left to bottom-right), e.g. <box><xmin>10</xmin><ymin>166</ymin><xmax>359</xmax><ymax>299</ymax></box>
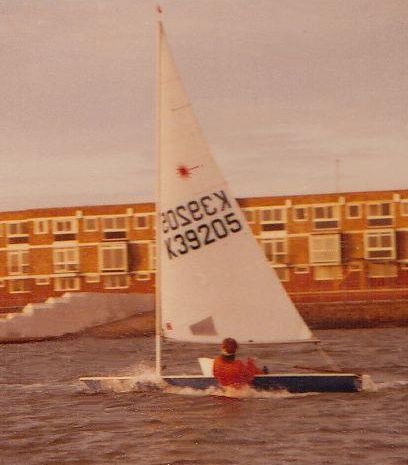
<box><xmin>1</xmin><ymin>327</ymin><xmax>407</xmax><ymax>465</ymax></box>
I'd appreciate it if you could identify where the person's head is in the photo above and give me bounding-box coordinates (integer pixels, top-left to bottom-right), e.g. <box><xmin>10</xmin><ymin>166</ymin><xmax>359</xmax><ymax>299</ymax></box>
<box><xmin>221</xmin><ymin>337</ymin><xmax>238</xmax><ymax>356</ymax></box>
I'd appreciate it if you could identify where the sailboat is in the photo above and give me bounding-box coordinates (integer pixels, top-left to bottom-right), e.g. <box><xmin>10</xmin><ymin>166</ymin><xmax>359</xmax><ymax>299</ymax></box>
<box><xmin>80</xmin><ymin>14</ymin><xmax>364</xmax><ymax>393</ymax></box>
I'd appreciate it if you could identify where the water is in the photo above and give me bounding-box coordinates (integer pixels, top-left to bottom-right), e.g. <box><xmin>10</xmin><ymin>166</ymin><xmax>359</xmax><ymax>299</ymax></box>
<box><xmin>1</xmin><ymin>328</ymin><xmax>407</xmax><ymax>465</ymax></box>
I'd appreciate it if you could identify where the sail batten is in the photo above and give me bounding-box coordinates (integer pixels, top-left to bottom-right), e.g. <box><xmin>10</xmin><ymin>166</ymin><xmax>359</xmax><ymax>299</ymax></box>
<box><xmin>158</xmin><ymin>24</ymin><xmax>313</xmax><ymax>344</ymax></box>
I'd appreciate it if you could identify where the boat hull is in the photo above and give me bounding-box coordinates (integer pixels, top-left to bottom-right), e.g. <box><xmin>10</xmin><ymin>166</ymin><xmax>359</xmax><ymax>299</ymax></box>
<box><xmin>80</xmin><ymin>373</ymin><xmax>362</xmax><ymax>393</ymax></box>
<box><xmin>163</xmin><ymin>373</ymin><xmax>362</xmax><ymax>392</ymax></box>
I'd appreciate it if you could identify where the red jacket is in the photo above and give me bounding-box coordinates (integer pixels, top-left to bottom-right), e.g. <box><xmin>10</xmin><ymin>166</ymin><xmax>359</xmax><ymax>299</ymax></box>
<box><xmin>213</xmin><ymin>355</ymin><xmax>262</xmax><ymax>388</ymax></box>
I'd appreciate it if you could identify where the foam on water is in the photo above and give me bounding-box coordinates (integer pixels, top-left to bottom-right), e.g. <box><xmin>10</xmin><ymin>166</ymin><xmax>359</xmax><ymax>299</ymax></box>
<box><xmin>163</xmin><ymin>383</ymin><xmax>318</xmax><ymax>399</ymax></box>
<box><xmin>374</xmin><ymin>379</ymin><xmax>408</xmax><ymax>391</ymax></box>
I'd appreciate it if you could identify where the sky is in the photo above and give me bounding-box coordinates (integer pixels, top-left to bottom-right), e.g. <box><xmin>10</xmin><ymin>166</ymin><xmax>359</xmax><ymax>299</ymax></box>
<box><xmin>0</xmin><ymin>0</ymin><xmax>407</xmax><ymax>211</ymax></box>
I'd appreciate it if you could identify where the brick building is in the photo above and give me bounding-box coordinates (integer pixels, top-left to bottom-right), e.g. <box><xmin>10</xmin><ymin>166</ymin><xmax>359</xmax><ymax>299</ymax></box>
<box><xmin>0</xmin><ymin>188</ymin><xmax>407</xmax><ymax>311</ymax></box>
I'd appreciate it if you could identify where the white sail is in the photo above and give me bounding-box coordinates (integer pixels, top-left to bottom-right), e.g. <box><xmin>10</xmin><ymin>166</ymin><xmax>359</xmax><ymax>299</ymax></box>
<box><xmin>158</xmin><ymin>23</ymin><xmax>313</xmax><ymax>344</ymax></box>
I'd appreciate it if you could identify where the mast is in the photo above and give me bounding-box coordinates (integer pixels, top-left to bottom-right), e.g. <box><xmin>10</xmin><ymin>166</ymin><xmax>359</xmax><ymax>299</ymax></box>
<box><xmin>155</xmin><ymin>6</ymin><xmax>163</xmax><ymax>377</ymax></box>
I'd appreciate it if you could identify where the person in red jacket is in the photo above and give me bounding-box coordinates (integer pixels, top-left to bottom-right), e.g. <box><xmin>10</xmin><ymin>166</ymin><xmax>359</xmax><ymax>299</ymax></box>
<box><xmin>213</xmin><ymin>337</ymin><xmax>263</xmax><ymax>388</ymax></box>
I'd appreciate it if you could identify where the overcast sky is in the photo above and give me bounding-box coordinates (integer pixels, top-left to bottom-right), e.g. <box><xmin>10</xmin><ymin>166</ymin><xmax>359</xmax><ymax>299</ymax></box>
<box><xmin>1</xmin><ymin>0</ymin><xmax>407</xmax><ymax>211</ymax></box>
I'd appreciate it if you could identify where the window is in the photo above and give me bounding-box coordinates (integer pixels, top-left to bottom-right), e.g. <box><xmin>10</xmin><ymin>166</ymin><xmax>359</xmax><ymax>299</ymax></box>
<box><xmin>0</xmin><ymin>279</ymin><xmax>5</xmax><ymax>288</ymax></box>
<box><xmin>54</xmin><ymin>277</ymin><xmax>80</xmax><ymax>291</ymax></box>
<box><xmin>314</xmin><ymin>266</ymin><xmax>343</xmax><ymax>281</ymax></box>
<box><xmin>274</xmin><ymin>267</ymin><xmax>289</xmax><ymax>281</ymax></box>
<box><xmin>293</xmin><ymin>207</ymin><xmax>308</xmax><ymax>221</ymax></box>
<box><xmin>101</xmin><ymin>243</ymin><xmax>127</xmax><ymax>272</ymax></box>
<box><xmin>366</xmin><ymin>202</ymin><xmax>392</xmax><ymax>226</ymax></box>
<box><xmin>53</xmin><ymin>219</ymin><xmax>77</xmax><ymax>234</ymax></box>
<box><xmin>35</xmin><ymin>277</ymin><xmax>50</xmax><ymax>285</ymax></box>
<box><xmin>294</xmin><ymin>266</ymin><xmax>310</xmax><ymax>274</ymax></box>
<box><xmin>365</xmin><ymin>231</ymin><xmax>395</xmax><ymax>260</ymax></box>
<box><xmin>309</xmin><ymin>234</ymin><xmax>341</xmax><ymax>264</ymax></box>
<box><xmin>53</xmin><ymin>248</ymin><xmax>79</xmax><ymax>272</ymax></box>
<box><xmin>149</xmin><ymin>243</ymin><xmax>156</xmax><ymax>270</ymax></box>
<box><xmin>0</xmin><ymin>223</ymin><xmax>3</xmax><ymax>236</ymax></box>
<box><xmin>34</xmin><ymin>220</ymin><xmax>48</xmax><ymax>234</ymax></box>
<box><xmin>260</xmin><ymin>207</ymin><xmax>286</xmax><ymax>231</ymax></box>
<box><xmin>8</xmin><ymin>250</ymin><xmax>29</xmax><ymax>274</ymax></box>
<box><xmin>102</xmin><ymin>216</ymin><xmax>127</xmax><ymax>240</ymax></box>
<box><xmin>368</xmin><ymin>263</ymin><xmax>397</xmax><ymax>278</ymax></box>
<box><xmin>313</xmin><ymin>205</ymin><xmax>339</xmax><ymax>229</ymax></box>
<box><xmin>103</xmin><ymin>216</ymin><xmax>126</xmax><ymax>230</ymax></box>
<box><xmin>346</xmin><ymin>204</ymin><xmax>361</xmax><ymax>219</ymax></box>
<box><xmin>104</xmin><ymin>274</ymin><xmax>128</xmax><ymax>289</ymax></box>
<box><xmin>401</xmin><ymin>201</ymin><xmax>408</xmax><ymax>216</ymax></box>
<box><xmin>136</xmin><ymin>272</ymin><xmax>151</xmax><ymax>281</ymax></box>
<box><xmin>261</xmin><ymin>239</ymin><xmax>286</xmax><ymax>264</ymax></box>
<box><xmin>85</xmin><ymin>274</ymin><xmax>100</xmax><ymax>283</ymax></box>
<box><xmin>134</xmin><ymin>214</ymin><xmax>148</xmax><ymax>229</ymax></box>
<box><xmin>348</xmin><ymin>263</ymin><xmax>362</xmax><ymax>272</ymax></box>
<box><xmin>7</xmin><ymin>222</ymin><xmax>29</xmax><ymax>236</ymax></box>
<box><xmin>9</xmin><ymin>279</ymin><xmax>30</xmax><ymax>293</ymax></box>
<box><xmin>83</xmin><ymin>217</ymin><xmax>98</xmax><ymax>232</ymax></box>
<box><xmin>242</xmin><ymin>209</ymin><xmax>256</xmax><ymax>224</ymax></box>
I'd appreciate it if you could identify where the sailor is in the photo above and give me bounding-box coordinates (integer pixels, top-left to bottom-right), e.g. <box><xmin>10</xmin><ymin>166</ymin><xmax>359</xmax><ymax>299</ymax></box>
<box><xmin>213</xmin><ymin>337</ymin><xmax>263</xmax><ymax>388</ymax></box>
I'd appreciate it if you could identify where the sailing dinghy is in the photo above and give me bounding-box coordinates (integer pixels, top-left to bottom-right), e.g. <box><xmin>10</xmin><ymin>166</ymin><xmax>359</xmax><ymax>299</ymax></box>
<box><xmin>80</xmin><ymin>14</ymin><xmax>364</xmax><ymax>394</ymax></box>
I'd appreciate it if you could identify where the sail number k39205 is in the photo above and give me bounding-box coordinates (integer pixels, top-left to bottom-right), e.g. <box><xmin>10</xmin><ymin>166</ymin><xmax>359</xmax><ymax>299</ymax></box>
<box><xmin>161</xmin><ymin>190</ymin><xmax>243</xmax><ymax>259</ymax></box>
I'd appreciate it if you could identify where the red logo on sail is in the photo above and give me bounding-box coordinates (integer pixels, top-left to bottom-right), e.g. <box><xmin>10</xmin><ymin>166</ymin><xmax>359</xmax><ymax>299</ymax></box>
<box><xmin>177</xmin><ymin>164</ymin><xmax>201</xmax><ymax>179</ymax></box>
<box><xmin>166</xmin><ymin>322</ymin><xmax>173</xmax><ymax>330</ymax></box>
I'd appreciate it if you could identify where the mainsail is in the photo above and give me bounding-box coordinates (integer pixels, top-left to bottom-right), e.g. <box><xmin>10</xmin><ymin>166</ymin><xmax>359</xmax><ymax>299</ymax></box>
<box><xmin>157</xmin><ymin>23</ymin><xmax>313</xmax><ymax>343</ymax></box>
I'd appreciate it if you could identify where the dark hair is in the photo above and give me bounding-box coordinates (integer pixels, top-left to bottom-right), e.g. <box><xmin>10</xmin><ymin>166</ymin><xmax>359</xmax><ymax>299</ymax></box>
<box><xmin>222</xmin><ymin>337</ymin><xmax>238</xmax><ymax>355</ymax></box>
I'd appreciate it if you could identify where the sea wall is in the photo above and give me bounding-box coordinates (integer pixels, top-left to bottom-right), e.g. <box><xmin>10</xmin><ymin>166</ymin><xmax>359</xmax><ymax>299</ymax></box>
<box><xmin>0</xmin><ymin>292</ymin><xmax>154</xmax><ymax>343</ymax></box>
<box><xmin>297</xmin><ymin>299</ymin><xmax>408</xmax><ymax>329</ymax></box>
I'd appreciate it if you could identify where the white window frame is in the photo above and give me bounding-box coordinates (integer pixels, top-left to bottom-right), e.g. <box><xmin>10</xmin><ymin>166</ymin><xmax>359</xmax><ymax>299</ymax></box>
<box><xmin>312</xmin><ymin>205</ymin><xmax>339</xmax><ymax>229</ymax></box>
<box><xmin>135</xmin><ymin>272</ymin><xmax>151</xmax><ymax>281</ymax></box>
<box><xmin>346</xmin><ymin>204</ymin><xmax>362</xmax><ymax>219</ymax></box>
<box><xmin>83</xmin><ymin>217</ymin><xmax>98</xmax><ymax>232</ymax></box>
<box><xmin>33</xmin><ymin>219</ymin><xmax>49</xmax><ymax>234</ymax></box>
<box><xmin>54</xmin><ymin>277</ymin><xmax>80</xmax><ymax>291</ymax></box>
<box><xmin>294</xmin><ymin>266</ymin><xmax>310</xmax><ymax>274</ymax></box>
<box><xmin>7</xmin><ymin>221</ymin><xmax>29</xmax><ymax>237</ymax></box>
<box><xmin>100</xmin><ymin>243</ymin><xmax>128</xmax><ymax>272</ymax></box>
<box><xmin>309</xmin><ymin>234</ymin><xmax>341</xmax><ymax>265</ymax></box>
<box><xmin>52</xmin><ymin>218</ymin><xmax>77</xmax><ymax>234</ymax></box>
<box><xmin>104</xmin><ymin>274</ymin><xmax>129</xmax><ymax>289</ymax></box>
<box><xmin>35</xmin><ymin>277</ymin><xmax>50</xmax><ymax>285</ymax></box>
<box><xmin>274</xmin><ymin>267</ymin><xmax>289</xmax><ymax>282</ymax></box>
<box><xmin>367</xmin><ymin>263</ymin><xmax>398</xmax><ymax>278</ymax></box>
<box><xmin>348</xmin><ymin>263</ymin><xmax>363</xmax><ymax>272</ymax></box>
<box><xmin>401</xmin><ymin>200</ymin><xmax>408</xmax><ymax>217</ymax></box>
<box><xmin>366</xmin><ymin>202</ymin><xmax>393</xmax><ymax>222</ymax></box>
<box><xmin>313</xmin><ymin>265</ymin><xmax>343</xmax><ymax>281</ymax></box>
<box><xmin>8</xmin><ymin>250</ymin><xmax>29</xmax><ymax>275</ymax></box>
<box><xmin>261</xmin><ymin>239</ymin><xmax>287</xmax><ymax>265</ymax></box>
<box><xmin>149</xmin><ymin>242</ymin><xmax>156</xmax><ymax>271</ymax></box>
<box><xmin>242</xmin><ymin>208</ymin><xmax>256</xmax><ymax>224</ymax></box>
<box><xmin>293</xmin><ymin>207</ymin><xmax>308</xmax><ymax>222</ymax></box>
<box><xmin>9</xmin><ymin>278</ymin><xmax>30</xmax><ymax>293</ymax></box>
<box><xmin>364</xmin><ymin>230</ymin><xmax>395</xmax><ymax>260</ymax></box>
<box><xmin>260</xmin><ymin>207</ymin><xmax>286</xmax><ymax>225</ymax></box>
<box><xmin>85</xmin><ymin>273</ymin><xmax>100</xmax><ymax>283</ymax></box>
<box><xmin>133</xmin><ymin>214</ymin><xmax>149</xmax><ymax>230</ymax></box>
<box><xmin>102</xmin><ymin>216</ymin><xmax>127</xmax><ymax>232</ymax></box>
<box><xmin>53</xmin><ymin>248</ymin><xmax>79</xmax><ymax>272</ymax></box>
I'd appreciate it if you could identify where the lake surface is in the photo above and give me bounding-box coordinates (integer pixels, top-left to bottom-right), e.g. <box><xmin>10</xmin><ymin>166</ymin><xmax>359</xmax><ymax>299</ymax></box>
<box><xmin>1</xmin><ymin>327</ymin><xmax>407</xmax><ymax>465</ymax></box>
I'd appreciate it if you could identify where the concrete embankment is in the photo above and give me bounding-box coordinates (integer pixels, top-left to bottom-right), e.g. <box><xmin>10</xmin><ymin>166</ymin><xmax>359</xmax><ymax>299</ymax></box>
<box><xmin>84</xmin><ymin>300</ymin><xmax>408</xmax><ymax>338</ymax></box>
<box><xmin>83</xmin><ymin>311</ymin><xmax>155</xmax><ymax>338</ymax></box>
<box><xmin>297</xmin><ymin>300</ymin><xmax>408</xmax><ymax>329</ymax></box>
<box><xmin>0</xmin><ymin>293</ymin><xmax>154</xmax><ymax>343</ymax></box>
